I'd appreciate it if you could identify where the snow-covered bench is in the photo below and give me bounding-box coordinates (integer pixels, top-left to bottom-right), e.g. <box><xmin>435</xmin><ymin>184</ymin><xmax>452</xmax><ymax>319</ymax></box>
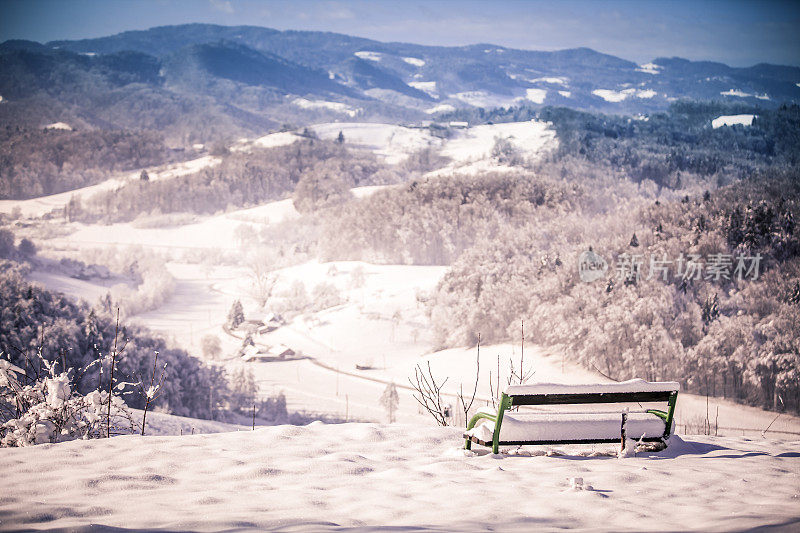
<box><xmin>464</xmin><ymin>379</ymin><xmax>679</xmax><ymax>454</ymax></box>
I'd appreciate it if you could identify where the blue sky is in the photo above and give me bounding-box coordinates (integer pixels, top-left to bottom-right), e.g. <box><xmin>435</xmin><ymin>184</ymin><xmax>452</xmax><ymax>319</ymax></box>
<box><xmin>1</xmin><ymin>0</ymin><xmax>798</xmax><ymax>67</ymax></box>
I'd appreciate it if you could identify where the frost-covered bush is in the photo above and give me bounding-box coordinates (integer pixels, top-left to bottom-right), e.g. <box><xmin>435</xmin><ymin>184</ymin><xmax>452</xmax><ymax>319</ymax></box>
<box><xmin>73</xmin><ymin>246</ymin><xmax>175</xmax><ymax>318</ymax></box>
<box><xmin>271</xmin><ymin>280</ymin><xmax>311</xmax><ymax>317</ymax></box>
<box><xmin>0</xmin><ymin>358</ymin><xmax>135</xmax><ymax>447</ymax></box>
<box><xmin>311</xmin><ymin>282</ymin><xmax>343</xmax><ymax>311</ymax></box>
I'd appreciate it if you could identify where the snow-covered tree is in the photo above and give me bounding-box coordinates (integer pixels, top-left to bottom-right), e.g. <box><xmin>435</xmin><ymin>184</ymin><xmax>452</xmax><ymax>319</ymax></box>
<box><xmin>201</xmin><ymin>335</ymin><xmax>222</xmax><ymax>360</ymax></box>
<box><xmin>229</xmin><ymin>367</ymin><xmax>258</xmax><ymax>411</ymax></box>
<box><xmin>380</xmin><ymin>382</ymin><xmax>399</xmax><ymax>423</ymax></box>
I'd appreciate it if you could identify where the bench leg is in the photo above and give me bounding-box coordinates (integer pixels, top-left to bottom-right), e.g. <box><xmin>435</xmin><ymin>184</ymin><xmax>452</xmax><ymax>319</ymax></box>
<box><xmin>491</xmin><ymin>394</ymin><xmax>511</xmax><ymax>455</ymax></box>
<box><xmin>620</xmin><ymin>412</ymin><xmax>628</xmax><ymax>451</ymax></box>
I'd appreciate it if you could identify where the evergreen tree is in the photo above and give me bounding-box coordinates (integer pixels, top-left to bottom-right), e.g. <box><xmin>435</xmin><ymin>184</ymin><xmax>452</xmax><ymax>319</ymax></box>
<box><xmin>227</xmin><ymin>300</ymin><xmax>245</xmax><ymax>329</ymax></box>
<box><xmin>701</xmin><ymin>294</ymin><xmax>720</xmax><ymax>329</ymax></box>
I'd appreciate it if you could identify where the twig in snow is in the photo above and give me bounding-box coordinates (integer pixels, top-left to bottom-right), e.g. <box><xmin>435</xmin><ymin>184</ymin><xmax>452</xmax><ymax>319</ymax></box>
<box><xmin>408</xmin><ymin>361</ymin><xmax>449</xmax><ymax>426</ymax></box>
<box><xmin>457</xmin><ymin>334</ymin><xmax>480</xmax><ymax>427</ymax></box>
<box><xmin>761</xmin><ymin>395</ymin><xmax>784</xmax><ymax>438</ymax></box>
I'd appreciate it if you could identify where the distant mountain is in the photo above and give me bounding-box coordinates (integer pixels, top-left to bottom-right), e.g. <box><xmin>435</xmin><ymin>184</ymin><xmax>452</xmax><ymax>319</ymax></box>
<box><xmin>163</xmin><ymin>41</ymin><xmax>357</xmax><ymax>97</ymax></box>
<box><xmin>1</xmin><ymin>23</ymin><xmax>798</xmax><ymax>145</ymax></box>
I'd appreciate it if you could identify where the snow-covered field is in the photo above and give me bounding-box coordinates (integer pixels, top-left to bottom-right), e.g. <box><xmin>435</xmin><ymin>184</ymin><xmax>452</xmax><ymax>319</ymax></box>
<box><xmin>636</xmin><ymin>63</ymin><xmax>662</xmax><ymax>74</ymax></box>
<box><xmin>408</xmin><ymin>81</ymin><xmax>438</xmax><ymax>98</ymax></box>
<box><xmin>593</xmin><ymin>88</ymin><xmax>658</xmax><ymax>102</ymax></box>
<box><xmin>451</xmin><ymin>90</ymin><xmax>518</xmax><ymax>108</ymax></box>
<box><xmin>292</xmin><ymin>98</ymin><xmax>360</xmax><ymax>117</ymax></box>
<box><xmin>310</xmin><ymin>119</ymin><xmax>556</xmax><ymax>169</ymax></box>
<box><xmin>435</xmin><ymin>119</ymin><xmax>557</xmax><ymax>174</ymax></box>
<box><xmin>712</xmin><ymin>114</ymin><xmax>756</xmax><ymax>128</ymax></box>
<box><xmin>311</xmin><ymin>122</ymin><xmax>439</xmax><ymax>165</ymax></box>
<box><xmin>425</xmin><ymin>103</ymin><xmax>456</xmax><ymax>114</ymax></box>
<box><xmin>2</xmin><ymin>424</ymin><xmax>798</xmax><ymax>531</ymax></box>
<box><xmin>525</xmin><ymin>88</ymin><xmax>548</xmax><ymax>104</ymax></box>
<box><xmin>720</xmin><ymin>89</ymin><xmax>770</xmax><ymax>100</ymax></box>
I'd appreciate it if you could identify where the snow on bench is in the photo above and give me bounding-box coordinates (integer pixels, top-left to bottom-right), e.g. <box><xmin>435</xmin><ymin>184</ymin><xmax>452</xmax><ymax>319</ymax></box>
<box><xmin>505</xmin><ymin>379</ymin><xmax>679</xmax><ymax>396</ymax></box>
<box><xmin>464</xmin><ymin>380</ymin><xmax>679</xmax><ymax>454</ymax></box>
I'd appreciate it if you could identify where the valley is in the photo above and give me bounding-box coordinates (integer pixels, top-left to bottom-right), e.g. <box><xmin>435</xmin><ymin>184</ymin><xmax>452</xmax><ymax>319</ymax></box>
<box><xmin>1</xmin><ymin>14</ymin><xmax>799</xmax><ymax>532</ymax></box>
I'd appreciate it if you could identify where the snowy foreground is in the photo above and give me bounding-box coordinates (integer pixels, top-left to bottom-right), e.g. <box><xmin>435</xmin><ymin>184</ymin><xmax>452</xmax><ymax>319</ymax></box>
<box><xmin>2</xmin><ymin>424</ymin><xmax>798</xmax><ymax>532</ymax></box>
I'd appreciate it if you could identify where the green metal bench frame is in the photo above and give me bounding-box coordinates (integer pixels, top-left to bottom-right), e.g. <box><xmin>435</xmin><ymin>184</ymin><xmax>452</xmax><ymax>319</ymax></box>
<box><xmin>465</xmin><ymin>389</ymin><xmax>679</xmax><ymax>454</ymax></box>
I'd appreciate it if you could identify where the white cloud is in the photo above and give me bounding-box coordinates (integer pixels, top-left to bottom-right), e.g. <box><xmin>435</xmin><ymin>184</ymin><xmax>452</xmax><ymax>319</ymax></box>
<box><xmin>209</xmin><ymin>0</ymin><xmax>234</xmax><ymax>14</ymax></box>
<box><xmin>325</xmin><ymin>2</ymin><xmax>355</xmax><ymax>19</ymax></box>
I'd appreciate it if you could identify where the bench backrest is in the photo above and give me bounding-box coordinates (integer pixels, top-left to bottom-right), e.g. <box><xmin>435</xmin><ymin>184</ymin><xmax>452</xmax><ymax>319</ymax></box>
<box><xmin>504</xmin><ymin>379</ymin><xmax>679</xmax><ymax>406</ymax></box>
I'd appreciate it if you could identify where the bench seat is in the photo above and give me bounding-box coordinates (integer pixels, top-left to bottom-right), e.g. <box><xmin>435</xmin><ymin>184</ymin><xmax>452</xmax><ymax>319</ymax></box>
<box><xmin>465</xmin><ymin>411</ymin><xmax>668</xmax><ymax>445</ymax></box>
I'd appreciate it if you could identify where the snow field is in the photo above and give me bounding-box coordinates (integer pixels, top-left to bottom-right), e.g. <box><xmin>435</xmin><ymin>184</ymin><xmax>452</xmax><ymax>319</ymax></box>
<box><xmin>636</xmin><ymin>63</ymin><xmax>662</xmax><ymax>74</ymax></box>
<box><xmin>1</xmin><ymin>424</ymin><xmax>798</xmax><ymax>531</ymax></box>
<box><xmin>593</xmin><ymin>88</ymin><xmax>658</xmax><ymax>102</ymax></box>
<box><xmin>721</xmin><ymin>89</ymin><xmax>770</xmax><ymax>100</ymax></box>
<box><xmin>130</xmin><ymin>407</ymin><xmax>247</xmax><ymax>436</ymax></box>
<box><xmin>529</xmin><ymin>76</ymin><xmax>568</xmax><ymax>85</ymax></box>
<box><xmin>232</xmin><ymin>131</ymin><xmax>301</xmax><ymax>151</ymax></box>
<box><xmin>310</xmin><ymin>122</ymin><xmax>440</xmax><ymax>164</ymax></box>
<box><xmin>26</xmin><ymin>269</ymin><xmax>118</xmax><ymax>301</ymax></box>
<box><xmin>408</xmin><ymin>80</ymin><xmax>438</xmax><ymax>98</ymax></box>
<box><xmin>525</xmin><ymin>88</ymin><xmax>547</xmax><ymax>104</ymax></box>
<box><xmin>402</xmin><ymin>56</ymin><xmax>425</xmax><ymax>67</ymax></box>
<box><xmin>46</xmin><ymin>182</ymin><xmax>389</xmax><ymax>253</ymax></box>
<box><xmin>291</xmin><ymin>98</ymin><xmax>360</xmax><ymax>117</ymax></box>
<box><xmin>354</xmin><ymin>50</ymin><xmax>382</xmax><ymax>62</ymax></box>
<box><xmin>44</xmin><ymin>122</ymin><xmax>73</xmax><ymax>130</ymax></box>
<box><xmin>437</xmin><ymin>120</ymin><xmax>557</xmax><ymax>171</ymax></box>
<box><xmin>712</xmin><ymin>114</ymin><xmax>756</xmax><ymax>128</ymax></box>
<box><xmin>425</xmin><ymin>103</ymin><xmax>456</xmax><ymax>114</ymax></box>
<box><xmin>451</xmin><ymin>90</ymin><xmax>519</xmax><ymax>108</ymax></box>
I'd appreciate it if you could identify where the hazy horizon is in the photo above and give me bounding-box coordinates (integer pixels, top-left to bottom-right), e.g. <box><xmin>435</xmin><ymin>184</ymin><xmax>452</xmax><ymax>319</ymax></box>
<box><xmin>1</xmin><ymin>0</ymin><xmax>799</xmax><ymax>68</ymax></box>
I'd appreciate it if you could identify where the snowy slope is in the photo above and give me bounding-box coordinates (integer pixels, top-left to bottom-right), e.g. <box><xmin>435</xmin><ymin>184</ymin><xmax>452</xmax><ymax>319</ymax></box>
<box><xmin>430</xmin><ymin>119</ymin><xmax>557</xmax><ymax>176</ymax></box>
<box><xmin>130</xmin><ymin>408</ymin><xmax>247</xmax><ymax>436</ymax></box>
<box><xmin>1</xmin><ymin>424</ymin><xmax>798</xmax><ymax>531</ymax></box>
<box><xmin>310</xmin><ymin>122</ymin><xmax>440</xmax><ymax>165</ymax></box>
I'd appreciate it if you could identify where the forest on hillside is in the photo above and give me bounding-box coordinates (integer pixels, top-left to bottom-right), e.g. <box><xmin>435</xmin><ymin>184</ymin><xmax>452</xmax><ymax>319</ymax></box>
<box><xmin>78</xmin><ymin>139</ymin><xmax>390</xmax><ymax>222</ymax></box>
<box><xmin>0</xmin><ymin>127</ymin><xmax>178</xmax><ymax>200</ymax></box>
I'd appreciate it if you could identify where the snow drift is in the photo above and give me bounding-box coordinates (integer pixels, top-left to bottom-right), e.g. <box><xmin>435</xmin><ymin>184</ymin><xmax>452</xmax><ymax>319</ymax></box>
<box><xmin>2</xmin><ymin>423</ymin><xmax>798</xmax><ymax>531</ymax></box>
